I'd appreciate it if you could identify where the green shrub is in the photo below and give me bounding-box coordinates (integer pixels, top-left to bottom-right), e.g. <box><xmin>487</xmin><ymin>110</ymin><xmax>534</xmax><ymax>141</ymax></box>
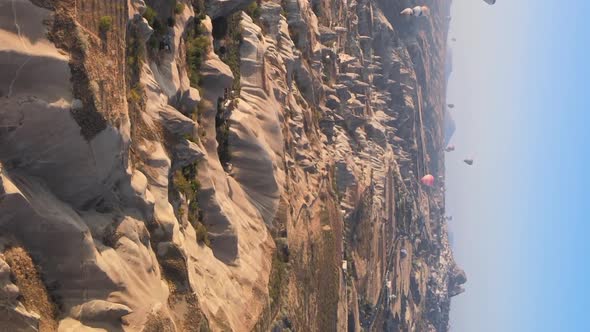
<box><xmin>190</xmin><ymin>99</ymin><xmax>206</xmax><ymax>123</ymax></box>
<box><xmin>174</xmin><ymin>2</ymin><xmax>185</xmax><ymax>14</ymax></box>
<box><xmin>99</xmin><ymin>16</ymin><xmax>113</xmax><ymax>33</ymax></box>
<box><xmin>127</xmin><ymin>31</ymin><xmax>145</xmax><ymax>65</ymax></box>
<box><xmin>186</xmin><ymin>33</ymin><xmax>210</xmax><ymax>87</ymax></box>
<box><xmin>221</xmin><ymin>12</ymin><xmax>242</xmax><ymax>93</ymax></box>
<box><xmin>75</xmin><ymin>28</ymin><xmax>89</xmax><ymax>52</ymax></box>
<box><xmin>173</xmin><ymin>170</ymin><xmax>193</xmax><ymax>197</ymax></box>
<box><xmin>195</xmin><ymin>222</ymin><xmax>210</xmax><ymax>246</ymax></box>
<box><xmin>128</xmin><ymin>85</ymin><xmax>143</xmax><ymax>103</ymax></box>
<box><xmin>127</xmin><ymin>35</ymin><xmax>145</xmax><ymax>72</ymax></box>
<box><xmin>143</xmin><ymin>6</ymin><xmax>166</xmax><ymax>38</ymax></box>
<box><xmin>186</xmin><ymin>16</ymin><xmax>209</xmax><ymax>86</ymax></box>
<box><xmin>127</xmin><ymin>55</ymin><xmax>137</xmax><ymax>66</ymax></box>
<box><xmin>197</xmin><ymin>37</ymin><xmax>209</xmax><ymax>51</ymax></box>
<box><xmin>142</xmin><ymin>6</ymin><xmax>169</xmax><ymax>51</ymax></box>
<box><xmin>268</xmin><ymin>251</ymin><xmax>287</xmax><ymax>307</ymax></box>
<box><xmin>245</xmin><ymin>1</ymin><xmax>261</xmax><ymax>20</ymax></box>
<box><xmin>215</xmin><ymin>100</ymin><xmax>232</xmax><ymax>166</ymax></box>
<box><xmin>173</xmin><ymin>163</ymin><xmax>205</xmax><ymax>231</ymax></box>
<box><xmin>216</xmin><ymin>123</ymin><xmax>231</xmax><ymax>166</ymax></box>
<box><xmin>143</xmin><ymin>6</ymin><xmax>157</xmax><ymax>25</ymax></box>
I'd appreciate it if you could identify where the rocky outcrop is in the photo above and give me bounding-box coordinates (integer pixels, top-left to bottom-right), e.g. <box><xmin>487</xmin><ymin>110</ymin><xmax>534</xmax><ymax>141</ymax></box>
<box><xmin>448</xmin><ymin>265</ymin><xmax>467</xmax><ymax>297</ymax></box>
<box><xmin>0</xmin><ymin>0</ymin><xmax>462</xmax><ymax>331</ymax></box>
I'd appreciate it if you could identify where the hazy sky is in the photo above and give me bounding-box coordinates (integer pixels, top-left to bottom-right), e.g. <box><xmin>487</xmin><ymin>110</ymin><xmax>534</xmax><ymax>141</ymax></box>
<box><xmin>446</xmin><ymin>0</ymin><xmax>590</xmax><ymax>331</ymax></box>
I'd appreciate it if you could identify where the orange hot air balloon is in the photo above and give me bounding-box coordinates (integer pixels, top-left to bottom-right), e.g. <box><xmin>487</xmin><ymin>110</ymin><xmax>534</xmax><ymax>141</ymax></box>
<box><xmin>421</xmin><ymin>174</ymin><xmax>435</xmax><ymax>187</ymax></box>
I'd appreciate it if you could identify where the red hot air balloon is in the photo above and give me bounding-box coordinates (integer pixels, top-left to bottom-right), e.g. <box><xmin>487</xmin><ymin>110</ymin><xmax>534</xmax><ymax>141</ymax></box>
<box><xmin>421</xmin><ymin>174</ymin><xmax>435</xmax><ymax>187</ymax></box>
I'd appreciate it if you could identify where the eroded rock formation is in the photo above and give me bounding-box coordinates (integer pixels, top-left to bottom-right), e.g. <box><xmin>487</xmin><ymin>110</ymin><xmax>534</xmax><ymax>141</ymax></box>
<box><xmin>0</xmin><ymin>0</ymin><xmax>463</xmax><ymax>331</ymax></box>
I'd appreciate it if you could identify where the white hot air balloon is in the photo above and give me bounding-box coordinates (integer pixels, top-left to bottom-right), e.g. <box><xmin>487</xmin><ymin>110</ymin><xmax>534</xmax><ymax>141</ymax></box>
<box><xmin>400</xmin><ymin>8</ymin><xmax>414</xmax><ymax>16</ymax></box>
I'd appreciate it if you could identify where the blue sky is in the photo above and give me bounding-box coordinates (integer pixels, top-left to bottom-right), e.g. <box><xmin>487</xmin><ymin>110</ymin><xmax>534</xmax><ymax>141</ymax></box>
<box><xmin>446</xmin><ymin>0</ymin><xmax>590</xmax><ymax>331</ymax></box>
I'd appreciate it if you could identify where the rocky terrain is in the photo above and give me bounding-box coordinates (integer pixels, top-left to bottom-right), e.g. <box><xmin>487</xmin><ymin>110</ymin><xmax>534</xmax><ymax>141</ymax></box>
<box><xmin>0</xmin><ymin>0</ymin><xmax>465</xmax><ymax>331</ymax></box>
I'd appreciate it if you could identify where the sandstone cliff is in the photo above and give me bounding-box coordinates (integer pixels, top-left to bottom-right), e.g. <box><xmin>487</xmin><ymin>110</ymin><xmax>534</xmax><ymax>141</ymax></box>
<box><xmin>0</xmin><ymin>0</ymin><xmax>464</xmax><ymax>331</ymax></box>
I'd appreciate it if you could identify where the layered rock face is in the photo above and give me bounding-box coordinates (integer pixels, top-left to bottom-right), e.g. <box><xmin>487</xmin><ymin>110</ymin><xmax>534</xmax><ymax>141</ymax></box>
<box><xmin>0</xmin><ymin>0</ymin><xmax>463</xmax><ymax>331</ymax></box>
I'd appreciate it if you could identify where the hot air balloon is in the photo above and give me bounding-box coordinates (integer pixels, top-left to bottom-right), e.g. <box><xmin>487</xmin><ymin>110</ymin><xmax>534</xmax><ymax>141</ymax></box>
<box><xmin>463</xmin><ymin>158</ymin><xmax>474</xmax><ymax>165</ymax></box>
<box><xmin>447</xmin><ymin>104</ymin><xmax>455</xmax><ymax>108</ymax></box>
<box><xmin>421</xmin><ymin>174</ymin><xmax>435</xmax><ymax>187</ymax></box>
<box><xmin>400</xmin><ymin>6</ymin><xmax>429</xmax><ymax>17</ymax></box>
<box><xmin>445</xmin><ymin>145</ymin><xmax>455</xmax><ymax>152</ymax></box>
<box><xmin>400</xmin><ymin>8</ymin><xmax>413</xmax><ymax>15</ymax></box>
<box><xmin>415</xmin><ymin>6</ymin><xmax>430</xmax><ymax>16</ymax></box>
<box><xmin>451</xmin><ymin>38</ymin><xmax>457</xmax><ymax>42</ymax></box>
<box><xmin>483</xmin><ymin>0</ymin><xmax>496</xmax><ymax>4</ymax></box>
